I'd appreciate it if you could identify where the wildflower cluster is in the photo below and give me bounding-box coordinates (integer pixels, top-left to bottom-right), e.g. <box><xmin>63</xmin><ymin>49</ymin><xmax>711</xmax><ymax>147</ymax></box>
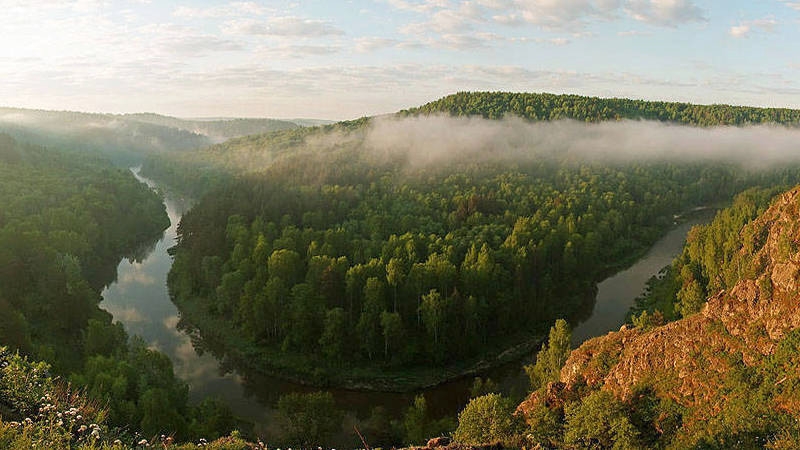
<box><xmin>0</xmin><ymin>347</ymin><xmax>109</xmax><ymax>448</ymax></box>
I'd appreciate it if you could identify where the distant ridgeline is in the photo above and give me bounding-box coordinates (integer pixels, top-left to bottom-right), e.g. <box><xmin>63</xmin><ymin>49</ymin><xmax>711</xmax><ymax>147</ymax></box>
<box><xmin>0</xmin><ymin>107</ymin><xmax>301</xmax><ymax>166</ymax></box>
<box><xmin>154</xmin><ymin>93</ymin><xmax>800</xmax><ymax>390</ymax></box>
<box><xmin>404</xmin><ymin>91</ymin><xmax>800</xmax><ymax>125</ymax></box>
<box><xmin>0</xmin><ymin>134</ymin><xmax>237</xmax><ymax>442</ymax></box>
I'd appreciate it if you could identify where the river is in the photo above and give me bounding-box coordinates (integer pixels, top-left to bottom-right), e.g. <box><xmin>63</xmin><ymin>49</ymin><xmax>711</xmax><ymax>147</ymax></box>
<box><xmin>570</xmin><ymin>208</ymin><xmax>717</xmax><ymax>346</ymax></box>
<box><xmin>100</xmin><ymin>169</ymin><xmax>715</xmax><ymax>441</ymax></box>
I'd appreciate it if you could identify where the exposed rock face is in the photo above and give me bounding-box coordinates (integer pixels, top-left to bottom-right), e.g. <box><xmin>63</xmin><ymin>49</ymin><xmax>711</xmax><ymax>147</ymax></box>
<box><xmin>517</xmin><ymin>186</ymin><xmax>800</xmax><ymax>426</ymax></box>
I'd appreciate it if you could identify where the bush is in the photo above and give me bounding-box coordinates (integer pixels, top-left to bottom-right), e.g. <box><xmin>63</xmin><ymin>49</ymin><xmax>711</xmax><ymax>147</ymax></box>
<box><xmin>453</xmin><ymin>394</ymin><xmax>524</xmax><ymax>446</ymax></box>
<box><xmin>564</xmin><ymin>390</ymin><xmax>640</xmax><ymax>449</ymax></box>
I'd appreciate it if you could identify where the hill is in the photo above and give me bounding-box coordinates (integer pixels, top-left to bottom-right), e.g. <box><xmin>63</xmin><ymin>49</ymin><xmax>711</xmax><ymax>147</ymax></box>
<box><xmin>141</xmin><ymin>91</ymin><xmax>800</xmax><ymax>197</ymax></box>
<box><xmin>0</xmin><ymin>107</ymin><xmax>308</xmax><ymax>166</ymax></box>
<box><xmin>516</xmin><ymin>186</ymin><xmax>800</xmax><ymax>448</ymax></box>
<box><xmin>406</xmin><ymin>91</ymin><xmax>800</xmax><ymax>126</ymax></box>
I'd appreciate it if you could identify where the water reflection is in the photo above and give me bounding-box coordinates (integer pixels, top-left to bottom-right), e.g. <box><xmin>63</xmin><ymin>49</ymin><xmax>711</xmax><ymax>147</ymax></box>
<box><xmin>100</xmin><ymin>169</ymin><xmax>270</xmax><ymax>428</ymax></box>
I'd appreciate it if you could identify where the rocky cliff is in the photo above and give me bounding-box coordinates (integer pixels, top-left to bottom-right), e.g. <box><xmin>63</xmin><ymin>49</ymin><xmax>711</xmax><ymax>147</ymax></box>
<box><xmin>517</xmin><ymin>187</ymin><xmax>800</xmax><ymax>445</ymax></box>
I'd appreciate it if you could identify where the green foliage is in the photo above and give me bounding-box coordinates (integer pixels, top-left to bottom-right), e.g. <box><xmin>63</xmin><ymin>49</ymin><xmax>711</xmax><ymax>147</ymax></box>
<box><xmin>0</xmin><ymin>135</ymin><xmax>238</xmax><ymax>444</ymax></box>
<box><xmin>453</xmin><ymin>393</ymin><xmax>524</xmax><ymax>446</ymax></box>
<box><xmin>526</xmin><ymin>401</ymin><xmax>564</xmax><ymax>447</ymax></box>
<box><xmin>74</xmin><ymin>337</ymin><xmax>192</xmax><ymax>439</ymax></box>
<box><xmin>0</xmin><ymin>135</ymin><xmax>169</xmax><ymax>371</ymax></box>
<box><xmin>0</xmin><ymin>347</ymin><xmax>257</xmax><ymax>449</ymax></box>
<box><xmin>402</xmin><ymin>395</ymin><xmax>455</xmax><ymax>446</ymax></box>
<box><xmin>361</xmin><ymin>406</ymin><xmax>402</xmax><ymax>448</ymax></box>
<box><xmin>187</xmin><ymin>398</ymin><xmax>236</xmax><ymax>442</ymax></box>
<box><xmin>563</xmin><ymin>390</ymin><xmax>641</xmax><ymax>449</ymax></box>
<box><xmin>630</xmin><ymin>310</ymin><xmax>664</xmax><ymax>331</ymax></box>
<box><xmin>469</xmin><ymin>377</ymin><xmax>499</xmax><ymax>397</ymax></box>
<box><xmin>0</xmin><ymin>348</ymin><xmax>109</xmax><ymax>448</ymax></box>
<box><xmin>275</xmin><ymin>392</ymin><xmax>343</xmax><ymax>448</ymax></box>
<box><xmin>525</xmin><ymin>319</ymin><xmax>572</xmax><ymax>391</ymax></box>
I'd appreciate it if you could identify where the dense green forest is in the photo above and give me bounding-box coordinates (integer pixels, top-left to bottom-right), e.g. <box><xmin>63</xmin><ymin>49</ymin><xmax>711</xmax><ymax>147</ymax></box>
<box><xmin>160</xmin><ymin>93</ymin><xmax>800</xmax><ymax>389</ymax></box>
<box><xmin>0</xmin><ymin>134</ymin><xmax>238</xmax><ymax>442</ymax></box>
<box><xmin>405</xmin><ymin>91</ymin><xmax>800</xmax><ymax>125</ymax></box>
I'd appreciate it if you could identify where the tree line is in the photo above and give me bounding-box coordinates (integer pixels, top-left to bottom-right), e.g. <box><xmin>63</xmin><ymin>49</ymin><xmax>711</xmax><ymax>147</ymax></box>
<box><xmin>405</xmin><ymin>91</ymin><xmax>800</xmax><ymax>126</ymax></box>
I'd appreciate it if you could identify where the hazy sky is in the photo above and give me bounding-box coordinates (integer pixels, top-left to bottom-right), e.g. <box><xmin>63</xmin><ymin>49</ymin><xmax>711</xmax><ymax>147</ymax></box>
<box><xmin>1</xmin><ymin>0</ymin><xmax>798</xmax><ymax>120</ymax></box>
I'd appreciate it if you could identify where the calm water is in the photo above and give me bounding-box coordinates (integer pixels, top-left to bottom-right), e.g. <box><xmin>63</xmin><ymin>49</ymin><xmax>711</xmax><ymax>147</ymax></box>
<box><xmin>571</xmin><ymin>208</ymin><xmax>717</xmax><ymax>346</ymax></box>
<box><xmin>100</xmin><ymin>169</ymin><xmax>271</xmax><ymax>427</ymax></box>
<box><xmin>101</xmin><ymin>169</ymin><xmax>715</xmax><ymax>439</ymax></box>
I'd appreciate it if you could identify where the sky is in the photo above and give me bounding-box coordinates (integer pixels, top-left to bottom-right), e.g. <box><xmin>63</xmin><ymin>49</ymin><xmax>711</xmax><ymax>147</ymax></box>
<box><xmin>0</xmin><ymin>0</ymin><xmax>799</xmax><ymax>120</ymax></box>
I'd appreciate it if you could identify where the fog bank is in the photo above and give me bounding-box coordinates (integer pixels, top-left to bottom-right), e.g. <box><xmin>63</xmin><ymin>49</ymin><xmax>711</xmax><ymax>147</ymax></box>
<box><xmin>363</xmin><ymin>116</ymin><xmax>800</xmax><ymax>169</ymax></box>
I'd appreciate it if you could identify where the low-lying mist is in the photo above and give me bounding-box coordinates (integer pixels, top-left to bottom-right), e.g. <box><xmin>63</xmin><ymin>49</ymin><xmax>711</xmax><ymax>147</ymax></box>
<box><xmin>361</xmin><ymin>115</ymin><xmax>800</xmax><ymax>169</ymax></box>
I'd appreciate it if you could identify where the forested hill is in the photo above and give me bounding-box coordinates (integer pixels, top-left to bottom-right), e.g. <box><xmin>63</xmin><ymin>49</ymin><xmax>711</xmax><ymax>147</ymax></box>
<box><xmin>0</xmin><ymin>107</ymin><xmax>306</xmax><ymax>165</ymax></box>
<box><xmin>159</xmin><ymin>99</ymin><xmax>800</xmax><ymax>392</ymax></box>
<box><xmin>141</xmin><ymin>92</ymin><xmax>800</xmax><ymax>198</ymax></box>
<box><xmin>404</xmin><ymin>91</ymin><xmax>800</xmax><ymax>126</ymax></box>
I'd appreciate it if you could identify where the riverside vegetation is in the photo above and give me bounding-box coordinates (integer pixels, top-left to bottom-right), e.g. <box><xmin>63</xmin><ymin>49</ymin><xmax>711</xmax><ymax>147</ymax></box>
<box><xmin>0</xmin><ymin>135</ymin><xmax>239</xmax><ymax>446</ymax></box>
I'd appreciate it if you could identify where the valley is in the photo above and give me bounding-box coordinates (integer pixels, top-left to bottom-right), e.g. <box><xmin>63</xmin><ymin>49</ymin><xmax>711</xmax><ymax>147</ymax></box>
<box><xmin>3</xmin><ymin>92</ymin><xmax>800</xmax><ymax>448</ymax></box>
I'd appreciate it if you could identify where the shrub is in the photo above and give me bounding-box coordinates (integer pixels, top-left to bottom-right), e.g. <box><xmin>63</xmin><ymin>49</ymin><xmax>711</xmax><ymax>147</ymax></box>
<box><xmin>453</xmin><ymin>393</ymin><xmax>524</xmax><ymax>446</ymax></box>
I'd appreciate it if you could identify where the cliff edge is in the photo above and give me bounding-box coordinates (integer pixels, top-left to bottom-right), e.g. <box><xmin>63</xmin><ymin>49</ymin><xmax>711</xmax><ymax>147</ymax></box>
<box><xmin>518</xmin><ymin>187</ymin><xmax>800</xmax><ymax>444</ymax></box>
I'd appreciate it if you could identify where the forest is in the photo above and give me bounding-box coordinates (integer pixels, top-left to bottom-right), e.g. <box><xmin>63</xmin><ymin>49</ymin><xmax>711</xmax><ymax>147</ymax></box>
<box><xmin>161</xmin><ymin>92</ymin><xmax>800</xmax><ymax>389</ymax></box>
<box><xmin>142</xmin><ymin>91</ymin><xmax>800</xmax><ymax>198</ymax></box>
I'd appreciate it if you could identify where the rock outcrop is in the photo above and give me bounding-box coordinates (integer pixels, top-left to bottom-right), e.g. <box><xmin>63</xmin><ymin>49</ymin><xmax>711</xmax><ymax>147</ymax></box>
<box><xmin>517</xmin><ymin>186</ymin><xmax>800</xmax><ymax>432</ymax></box>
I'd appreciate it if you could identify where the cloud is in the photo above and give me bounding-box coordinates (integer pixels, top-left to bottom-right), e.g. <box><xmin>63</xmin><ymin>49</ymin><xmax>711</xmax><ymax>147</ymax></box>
<box><xmin>778</xmin><ymin>1</ymin><xmax>800</xmax><ymax>11</ymax></box>
<box><xmin>729</xmin><ymin>17</ymin><xmax>778</xmax><ymax>38</ymax></box>
<box><xmin>617</xmin><ymin>29</ymin><xmax>652</xmax><ymax>36</ymax></box>
<box><xmin>383</xmin><ymin>0</ymin><xmax>450</xmax><ymax>13</ymax></box>
<box><xmin>256</xmin><ymin>44</ymin><xmax>341</xmax><ymax>59</ymax></box>
<box><xmin>387</xmin><ymin>0</ymin><xmax>706</xmax><ymax>33</ymax></box>
<box><xmin>624</xmin><ymin>0</ymin><xmax>706</xmax><ymax>27</ymax></box>
<box><xmin>224</xmin><ymin>16</ymin><xmax>344</xmax><ymax>37</ymax></box>
<box><xmin>355</xmin><ymin>37</ymin><xmax>400</xmax><ymax>52</ymax></box>
<box><xmin>490</xmin><ymin>0</ymin><xmax>621</xmax><ymax>31</ymax></box>
<box><xmin>172</xmin><ymin>2</ymin><xmax>267</xmax><ymax>19</ymax></box>
<box><xmin>118</xmin><ymin>269</ymin><xmax>156</xmax><ymax>286</ymax></box>
<box><xmin>5</xmin><ymin>60</ymin><xmax>799</xmax><ymax>120</ymax></box>
<box><xmin>140</xmin><ymin>24</ymin><xmax>243</xmax><ymax>56</ymax></box>
<box><xmin>104</xmin><ymin>306</ymin><xmax>146</xmax><ymax>324</ymax></box>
